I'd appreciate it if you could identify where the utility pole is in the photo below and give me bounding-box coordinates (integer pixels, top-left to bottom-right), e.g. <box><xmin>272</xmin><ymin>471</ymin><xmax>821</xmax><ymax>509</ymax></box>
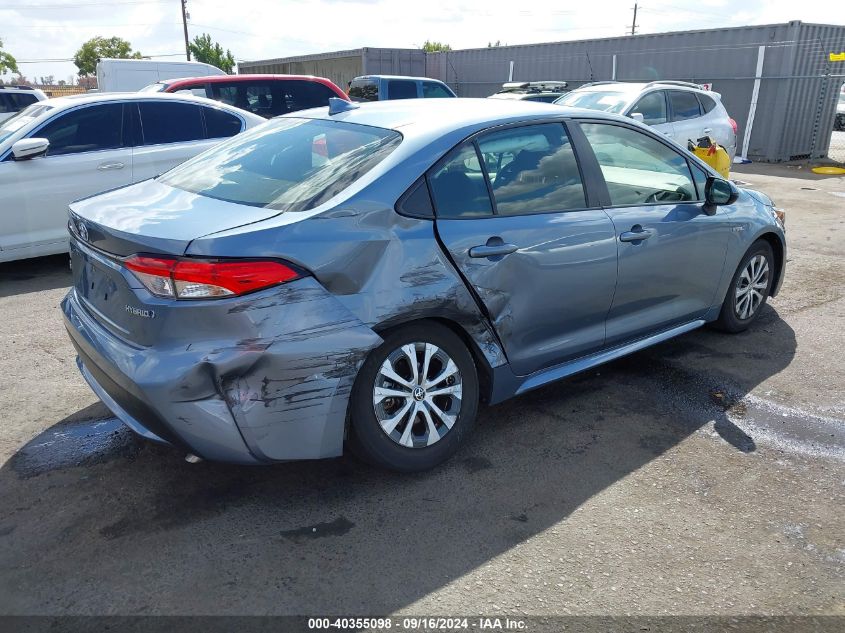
<box><xmin>181</xmin><ymin>0</ymin><xmax>191</xmax><ymax>61</ymax></box>
<box><xmin>630</xmin><ymin>3</ymin><xmax>639</xmax><ymax>36</ymax></box>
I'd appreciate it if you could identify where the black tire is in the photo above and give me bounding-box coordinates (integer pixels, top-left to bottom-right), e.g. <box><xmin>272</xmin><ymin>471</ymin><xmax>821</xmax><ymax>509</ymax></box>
<box><xmin>348</xmin><ymin>322</ymin><xmax>479</xmax><ymax>472</ymax></box>
<box><xmin>712</xmin><ymin>240</ymin><xmax>775</xmax><ymax>333</ymax></box>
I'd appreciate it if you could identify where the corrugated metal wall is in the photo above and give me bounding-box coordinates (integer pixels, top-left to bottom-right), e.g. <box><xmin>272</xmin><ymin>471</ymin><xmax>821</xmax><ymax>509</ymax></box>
<box><xmin>238</xmin><ymin>50</ymin><xmax>365</xmax><ymax>92</ymax></box>
<box><xmin>426</xmin><ymin>22</ymin><xmax>845</xmax><ymax>161</ymax></box>
<box><xmin>238</xmin><ymin>23</ymin><xmax>845</xmax><ymax>161</ymax></box>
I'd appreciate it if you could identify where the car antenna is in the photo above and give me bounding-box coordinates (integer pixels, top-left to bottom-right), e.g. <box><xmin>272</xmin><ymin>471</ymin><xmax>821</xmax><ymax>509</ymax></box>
<box><xmin>328</xmin><ymin>97</ymin><xmax>360</xmax><ymax>115</ymax></box>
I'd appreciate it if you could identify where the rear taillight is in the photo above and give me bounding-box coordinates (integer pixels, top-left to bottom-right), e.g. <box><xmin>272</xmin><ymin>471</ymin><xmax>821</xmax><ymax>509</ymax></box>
<box><xmin>729</xmin><ymin>118</ymin><xmax>738</xmax><ymax>135</ymax></box>
<box><xmin>124</xmin><ymin>255</ymin><xmax>302</xmax><ymax>299</ymax></box>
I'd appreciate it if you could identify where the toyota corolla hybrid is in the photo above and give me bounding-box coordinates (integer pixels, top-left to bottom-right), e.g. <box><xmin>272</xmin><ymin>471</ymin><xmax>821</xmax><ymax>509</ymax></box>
<box><xmin>62</xmin><ymin>98</ymin><xmax>785</xmax><ymax>472</ymax></box>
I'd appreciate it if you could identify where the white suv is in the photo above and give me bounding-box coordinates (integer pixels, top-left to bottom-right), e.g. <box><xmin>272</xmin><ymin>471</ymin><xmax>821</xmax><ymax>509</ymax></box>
<box><xmin>0</xmin><ymin>86</ymin><xmax>47</xmax><ymax>124</ymax></box>
<box><xmin>555</xmin><ymin>80</ymin><xmax>737</xmax><ymax>159</ymax></box>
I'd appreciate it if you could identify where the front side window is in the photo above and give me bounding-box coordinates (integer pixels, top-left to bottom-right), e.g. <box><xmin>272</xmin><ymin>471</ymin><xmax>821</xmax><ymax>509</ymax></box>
<box><xmin>669</xmin><ymin>90</ymin><xmax>701</xmax><ymax>121</ymax></box>
<box><xmin>139</xmin><ymin>101</ymin><xmax>204</xmax><ymax>145</ymax></box>
<box><xmin>159</xmin><ymin>118</ymin><xmax>401</xmax><ymax>212</ymax></box>
<box><xmin>36</xmin><ymin>103</ymin><xmax>124</xmax><ymax>156</ymax></box>
<box><xmin>387</xmin><ymin>80</ymin><xmax>417</xmax><ymax>100</ymax></box>
<box><xmin>478</xmin><ymin>123</ymin><xmax>586</xmax><ymax>215</ymax></box>
<box><xmin>580</xmin><ymin>122</ymin><xmax>695</xmax><ymax>205</ymax></box>
<box><xmin>630</xmin><ymin>91</ymin><xmax>667</xmax><ymax>125</ymax></box>
<box><xmin>422</xmin><ymin>82</ymin><xmax>452</xmax><ymax>98</ymax></box>
<box><xmin>428</xmin><ymin>143</ymin><xmax>493</xmax><ymax>219</ymax></box>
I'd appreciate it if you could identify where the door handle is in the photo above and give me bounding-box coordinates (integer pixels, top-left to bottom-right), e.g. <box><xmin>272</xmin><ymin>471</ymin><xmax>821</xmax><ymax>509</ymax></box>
<box><xmin>97</xmin><ymin>162</ymin><xmax>125</xmax><ymax>171</ymax></box>
<box><xmin>619</xmin><ymin>227</ymin><xmax>655</xmax><ymax>242</ymax></box>
<box><xmin>469</xmin><ymin>238</ymin><xmax>518</xmax><ymax>259</ymax></box>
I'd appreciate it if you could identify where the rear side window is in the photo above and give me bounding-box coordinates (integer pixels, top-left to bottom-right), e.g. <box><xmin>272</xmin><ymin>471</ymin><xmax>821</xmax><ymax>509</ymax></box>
<box><xmin>36</xmin><ymin>104</ymin><xmax>125</xmax><ymax>156</ymax></box>
<box><xmin>282</xmin><ymin>81</ymin><xmax>339</xmax><ymax>112</ymax></box>
<box><xmin>159</xmin><ymin>118</ymin><xmax>401</xmax><ymax>212</ymax></box>
<box><xmin>203</xmin><ymin>106</ymin><xmax>242</xmax><ymax>139</ymax></box>
<box><xmin>428</xmin><ymin>143</ymin><xmax>493</xmax><ymax>218</ymax></box>
<box><xmin>697</xmin><ymin>93</ymin><xmax>717</xmax><ymax>114</ymax></box>
<box><xmin>630</xmin><ymin>91</ymin><xmax>667</xmax><ymax>125</ymax></box>
<box><xmin>387</xmin><ymin>80</ymin><xmax>417</xmax><ymax>100</ymax></box>
<box><xmin>139</xmin><ymin>101</ymin><xmax>204</xmax><ymax>145</ymax></box>
<box><xmin>422</xmin><ymin>82</ymin><xmax>452</xmax><ymax>98</ymax></box>
<box><xmin>580</xmin><ymin>123</ymin><xmax>696</xmax><ymax>205</ymax></box>
<box><xmin>669</xmin><ymin>90</ymin><xmax>701</xmax><ymax>121</ymax></box>
<box><xmin>348</xmin><ymin>79</ymin><xmax>378</xmax><ymax>102</ymax></box>
<box><xmin>7</xmin><ymin>93</ymin><xmax>37</xmax><ymax>109</ymax></box>
<box><xmin>478</xmin><ymin>123</ymin><xmax>585</xmax><ymax>215</ymax></box>
<box><xmin>0</xmin><ymin>94</ymin><xmax>12</xmax><ymax>113</ymax></box>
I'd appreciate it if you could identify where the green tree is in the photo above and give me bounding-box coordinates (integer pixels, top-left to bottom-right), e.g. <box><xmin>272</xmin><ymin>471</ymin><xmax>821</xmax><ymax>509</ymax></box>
<box><xmin>188</xmin><ymin>33</ymin><xmax>235</xmax><ymax>74</ymax></box>
<box><xmin>73</xmin><ymin>36</ymin><xmax>142</xmax><ymax>76</ymax></box>
<box><xmin>0</xmin><ymin>37</ymin><xmax>19</xmax><ymax>75</ymax></box>
<box><xmin>422</xmin><ymin>40</ymin><xmax>452</xmax><ymax>52</ymax></box>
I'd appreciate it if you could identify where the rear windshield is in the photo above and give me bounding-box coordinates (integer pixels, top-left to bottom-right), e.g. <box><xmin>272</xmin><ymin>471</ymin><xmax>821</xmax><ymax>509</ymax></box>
<box><xmin>159</xmin><ymin>117</ymin><xmax>401</xmax><ymax>211</ymax></box>
<box><xmin>554</xmin><ymin>90</ymin><xmax>630</xmax><ymax>114</ymax></box>
<box><xmin>348</xmin><ymin>79</ymin><xmax>379</xmax><ymax>102</ymax></box>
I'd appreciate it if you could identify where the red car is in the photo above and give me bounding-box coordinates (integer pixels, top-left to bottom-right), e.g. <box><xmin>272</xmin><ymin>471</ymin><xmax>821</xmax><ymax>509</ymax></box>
<box><xmin>140</xmin><ymin>74</ymin><xmax>348</xmax><ymax>118</ymax></box>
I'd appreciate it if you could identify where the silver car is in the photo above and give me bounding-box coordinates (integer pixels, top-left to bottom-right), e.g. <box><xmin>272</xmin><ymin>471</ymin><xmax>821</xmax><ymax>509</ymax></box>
<box><xmin>555</xmin><ymin>81</ymin><xmax>737</xmax><ymax>159</ymax></box>
<box><xmin>62</xmin><ymin>98</ymin><xmax>785</xmax><ymax>472</ymax></box>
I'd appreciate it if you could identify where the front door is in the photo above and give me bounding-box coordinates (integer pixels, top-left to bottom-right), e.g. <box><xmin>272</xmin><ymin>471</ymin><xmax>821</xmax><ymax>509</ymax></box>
<box><xmin>431</xmin><ymin>122</ymin><xmax>618</xmax><ymax>376</ymax></box>
<box><xmin>0</xmin><ymin>102</ymin><xmax>131</xmax><ymax>253</ymax></box>
<box><xmin>577</xmin><ymin>121</ymin><xmax>731</xmax><ymax>345</ymax></box>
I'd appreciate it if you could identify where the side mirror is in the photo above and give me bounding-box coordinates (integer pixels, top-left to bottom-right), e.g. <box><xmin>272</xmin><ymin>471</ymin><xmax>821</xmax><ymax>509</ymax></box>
<box><xmin>630</xmin><ymin>112</ymin><xmax>645</xmax><ymax>123</ymax></box>
<box><xmin>12</xmin><ymin>138</ymin><xmax>49</xmax><ymax>161</ymax></box>
<box><xmin>703</xmin><ymin>176</ymin><xmax>738</xmax><ymax>215</ymax></box>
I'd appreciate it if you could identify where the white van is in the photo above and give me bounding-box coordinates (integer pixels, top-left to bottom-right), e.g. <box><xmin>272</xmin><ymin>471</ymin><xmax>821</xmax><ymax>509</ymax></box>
<box><xmin>96</xmin><ymin>59</ymin><xmax>226</xmax><ymax>93</ymax></box>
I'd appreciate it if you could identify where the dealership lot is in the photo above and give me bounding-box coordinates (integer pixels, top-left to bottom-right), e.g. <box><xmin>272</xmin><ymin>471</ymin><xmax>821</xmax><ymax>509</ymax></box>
<box><xmin>0</xmin><ymin>163</ymin><xmax>843</xmax><ymax>615</ymax></box>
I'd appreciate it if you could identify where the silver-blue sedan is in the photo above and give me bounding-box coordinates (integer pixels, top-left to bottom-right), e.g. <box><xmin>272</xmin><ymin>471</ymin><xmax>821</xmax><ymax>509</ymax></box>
<box><xmin>61</xmin><ymin>98</ymin><xmax>786</xmax><ymax>471</ymax></box>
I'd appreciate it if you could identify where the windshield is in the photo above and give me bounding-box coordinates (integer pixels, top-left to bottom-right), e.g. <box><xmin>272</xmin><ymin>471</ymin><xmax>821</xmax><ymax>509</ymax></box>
<box><xmin>159</xmin><ymin>117</ymin><xmax>402</xmax><ymax>211</ymax></box>
<box><xmin>139</xmin><ymin>83</ymin><xmax>166</xmax><ymax>93</ymax></box>
<box><xmin>554</xmin><ymin>90</ymin><xmax>630</xmax><ymax>114</ymax></box>
<box><xmin>0</xmin><ymin>103</ymin><xmax>53</xmax><ymax>145</ymax></box>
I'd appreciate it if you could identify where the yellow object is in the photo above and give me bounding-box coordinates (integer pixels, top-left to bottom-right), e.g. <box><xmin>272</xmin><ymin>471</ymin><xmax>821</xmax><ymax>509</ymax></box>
<box><xmin>829</xmin><ymin>52</ymin><xmax>845</xmax><ymax>62</ymax></box>
<box><xmin>692</xmin><ymin>144</ymin><xmax>731</xmax><ymax>179</ymax></box>
<box><xmin>811</xmin><ymin>166</ymin><xmax>845</xmax><ymax>175</ymax></box>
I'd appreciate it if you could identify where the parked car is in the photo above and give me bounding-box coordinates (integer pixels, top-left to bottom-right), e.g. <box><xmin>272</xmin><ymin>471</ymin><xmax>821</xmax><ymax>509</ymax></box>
<box><xmin>555</xmin><ymin>80</ymin><xmax>738</xmax><ymax>159</ymax></box>
<box><xmin>96</xmin><ymin>58</ymin><xmax>225</xmax><ymax>93</ymax></box>
<box><xmin>62</xmin><ymin>98</ymin><xmax>785</xmax><ymax>472</ymax></box>
<box><xmin>141</xmin><ymin>74</ymin><xmax>348</xmax><ymax>118</ymax></box>
<box><xmin>0</xmin><ymin>92</ymin><xmax>263</xmax><ymax>263</ymax></box>
<box><xmin>348</xmin><ymin>75</ymin><xmax>456</xmax><ymax>101</ymax></box>
<box><xmin>0</xmin><ymin>86</ymin><xmax>47</xmax><ymax>124</ymax></box>
<box><xmin>488</xmin><ymin>81</ymin><xmax>569</xmax><ymax>103</ymax></box>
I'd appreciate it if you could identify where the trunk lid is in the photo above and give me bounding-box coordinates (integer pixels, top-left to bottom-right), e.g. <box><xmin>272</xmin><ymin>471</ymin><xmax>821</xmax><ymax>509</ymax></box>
<box><xmin>68</xmin><ymin>178</ymin><xmax>284</xmax><ymax>346</ymax></box>
<box><xmin>69</xmin><ymin>178</ymin><xmax>282</xmax><ymax>258</ymax></box>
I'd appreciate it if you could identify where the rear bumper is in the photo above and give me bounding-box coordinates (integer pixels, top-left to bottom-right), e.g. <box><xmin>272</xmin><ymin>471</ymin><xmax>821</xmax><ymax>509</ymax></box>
<box><xmin>61</xmin><ymin>276</ymin><xmax>383</xmax><ymax>464</ymax></box>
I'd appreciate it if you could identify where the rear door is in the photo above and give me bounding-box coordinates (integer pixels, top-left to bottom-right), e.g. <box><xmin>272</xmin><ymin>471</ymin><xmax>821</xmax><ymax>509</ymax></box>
<box><xmin>132</xmin><ymin>100</ymin><xmax>221</xmax><ymax>180</ymax></box>
<box><xmin>0</xmin><ymin>102</ymin><xmax>132</xmax><ymax>252</ymax></box>
<box><xmin>576</xmin><ymin>120</ymin><xmax>731</xmax><ymax>345</ymax></box>
<box><xmin>432</xmin><ymin>122</ymin><xmax>618</xmax><ymax>376</ymax></box>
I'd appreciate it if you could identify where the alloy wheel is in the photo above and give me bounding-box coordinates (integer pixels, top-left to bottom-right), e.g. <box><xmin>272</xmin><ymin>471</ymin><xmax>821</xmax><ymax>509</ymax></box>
<box><xmin>372</xmin><ymin>342</ymin><xmax>463</xmax><ymax>448</ymax></box>
<box><xmin>734</xmin><ymin>254</ymin><xmax>770</xmax><ymax>320</ymax></box>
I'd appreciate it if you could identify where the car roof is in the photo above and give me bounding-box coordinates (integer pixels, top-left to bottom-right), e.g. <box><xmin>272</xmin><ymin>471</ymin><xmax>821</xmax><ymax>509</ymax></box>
<box><xmin>353</xmin><ymin>75</ymin><xmax>446</xmax><ymax>82</ymax></box>
<box><xmin>287</xmin><ymin>97</ymin><xmax>622</xmax><ymax>138</ymax></box>
<box><xmin>37</xmin><ymin>91</ymin><xmax>265</xmax><ymax>120</ymax></box>
<box><xmin>160</xmin><ymin>74</ymin><xmax>335</xmax><ymax>86</ymax></box>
